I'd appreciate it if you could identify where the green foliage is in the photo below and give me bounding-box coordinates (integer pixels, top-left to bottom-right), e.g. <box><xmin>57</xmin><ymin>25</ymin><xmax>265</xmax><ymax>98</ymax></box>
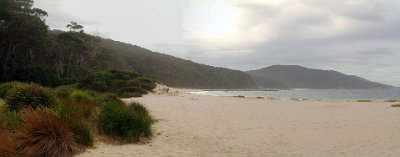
<box><xmin>24</xmin><ymin>65</ymin><xmax>63</xmax><ymax>87</ymax></box>
<box><xmin>54</xmin><ymin>84</ymin><xmax>79</xmax><ymax>98</ymax></box>
<box><xmin>98</xmin><ymin>39</ymin><xmax>257</xmax><ymax>89</ymax></box>
<box><xmin>70</xmin><ymin>123</ymin><xmax>93</xmax><ymax>147</ymax></box>
<box><xmin>98</xmin><ymin>102</ymin><xmax>153</xmax><ymax>143</ymax></box>
<box><xmin>58</xmin><ymin>99</ymin><xmax>97</xmax><ymax>122</ymax></box>
<box><xmin>5</xmin><ymin>83</ymin><xmax>58</xmax><ymax>111</ymax></box>
<box><xmin>80</xmin><ymin>70</ymin><xmax>156</xmax><ymax>98</ymax></box>
<box><xmin>68</xmin><ymin>90</ymin><xmax>97</xmax><ymax>102</ymax></box>
<box><xmin>57</xmin><ymin>99</ymin><xmax>96</xmax><ymax>148</ymax></box>
<box><xmin>94</xmin><ymin>93</ymin><xmax>125</xmax><ymax>107</ymax></box>
<box><xmin>0</xmin><ymin>81</ymin><xmax>21</xmax><ymax>98</ymax></box>
<box><xmin>2</xmin><ymin>0</ymin><xmax>256</xmax><ymax>90</ymax></box>
<box><xmin>0</xmin><ymin>108</ymin><xmax>23</xmax><ymax>131</ymax></box>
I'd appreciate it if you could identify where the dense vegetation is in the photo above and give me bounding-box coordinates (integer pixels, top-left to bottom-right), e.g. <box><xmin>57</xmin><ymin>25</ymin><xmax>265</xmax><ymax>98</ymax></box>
<box><xmin>0</xmin><ymin>0</ymin><xmax>108</xmax><ymax>86</ymax></box>
<box><xmin>0</xmin><ymin>81</ymin><xmax>154</xmax><ymax>157</ymax></box>
<box><xmin>97</xmin><ymin>39</ymin><xmax>256</xmax><ymax>89</ymax></box>
<box><xmin>79</xmin><ymin>70</ymin><xmax>156</xmax><ymax>98</ymax></box>
<box><xmin>0</xmin><ymin>0</ymin><xmax>256</xmax><ymax>89</ymax></box>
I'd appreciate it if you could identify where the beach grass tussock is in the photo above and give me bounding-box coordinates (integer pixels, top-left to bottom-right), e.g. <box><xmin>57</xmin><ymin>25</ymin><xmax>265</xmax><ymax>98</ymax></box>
<box><xmin>0</xmin><ymin>131</ymin><xmax>15</xmax><ymax>157</ymax></box>
<box><xmin>58</xmin><ymin>99</ymin><xmax>97</xmax><ymax>121</ymax></box>
<box><xmin>98</xmin><ymin>102</ymin><xmax>153</xmax><ymax>143</ymax></box>
<box><xmin>70</xmin><ymin>123</ymin><xmax>93</xmax><ymax>147</ymax></box>
<box><xmin>5</xmin><ymin>83</ymin><xmax>58</xmax><ymax>111</ymax></box>
<box><xmin>58</xmin><ymin>99</ymin><xmax>95</xmax><ymax>147</ymax></box>
<box><xmin>14</xmin><ymin>108</ymin><xmax>79</xmax><ymax>157</ymax></box>
<box><xmin>0</xmin><ymin>109</ymin><xmax>23</xmax><ymax>131</ymax></box>
<box><xmin>391</xmin><ymin>104</ymin><xmax>400</xmax><ymax>107</ymax></box>
<box><xmin>356</xmin><ymin>100</ymin><xmax>372</xmax><ymax>102</ymax></box>
<box><xmin>385</xmin><ymin>99</ymin><xmax>399</xmax><ymax>102</ymax></box>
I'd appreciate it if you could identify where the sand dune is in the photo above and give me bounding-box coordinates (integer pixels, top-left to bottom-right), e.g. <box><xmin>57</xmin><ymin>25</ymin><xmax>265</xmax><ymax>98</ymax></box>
<box><xmin>78</xmin><ymin>89</ymin><xmax>400</xmax><ymax>157</ymax></box>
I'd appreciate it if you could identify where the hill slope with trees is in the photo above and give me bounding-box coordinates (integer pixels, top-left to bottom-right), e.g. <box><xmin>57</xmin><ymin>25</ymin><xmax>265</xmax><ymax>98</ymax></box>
<box><xmin>246</xmin><ymin>65</ymin><xmax>392</xmax><ymax>89</ymax></box>
<box><xmin>97</xmin><ymin>39</ymin><xmax>256</xmax><ymax>89</ymax></box>
<box><xmin>0</xmin><ymin>0</ymin><xmax>255</xmax><ymax>89</ymax></box>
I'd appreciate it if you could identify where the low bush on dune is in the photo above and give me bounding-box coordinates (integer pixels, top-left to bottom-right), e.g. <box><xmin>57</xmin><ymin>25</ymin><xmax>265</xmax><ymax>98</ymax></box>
<box><xmin>5</xmin><ymin>83</ymin><xmax>58</xmax><ymax>111</ymax></box>
<box><xmin>391</xmin><ymin>104</ymin><xmax>400</xmax><ymax>107</ymax></box>
<box><xmin>68</xmin><ymin>90</ymin><xmax>98</xmax><ymax>102</ymax></box>
<box><xmin>356</xmin><ymin>100</ymin><xmax>372</xmax><ymax>102</ymax></box>
<box><xmin>14</xmin><ymin>108</ymin><xmax>79</xmax><ymax>157</ymax></box>
<box><xmin>94</xmin><ymin>93</ymin><xmax>125</xmax><ymax>106</ymax></box>
<box><xmin>54</xmin><ymin>84</ymin><xmax>80</xmax><ymax>98</ymax></box>
<box><xmin>0</xmin><ymin>81</ymin><xmax>22</xmax><ymax>99</ymax></box>
<box><xmin>79</xmin><ymin>70</ymin><xmax>157</xmax><ymax>98</ymax></box>
<box><xmin>62</xmin><ymin>99</ymin><xmax>97</xmax><ymax>120</ymax></box>
<box><xmin>98</xmin><ymin>102</ymin><xmax>153</xmax><ymax>143</ymax></box>
<box><xmin>57</xmin><ymin>99</ymin><xmax>96</xmax><ymax>147</ymax></box>
<box><xmin>385</xmin><ymin>99</ymin><xmax>399</xmax><ymax>102</ymax></box>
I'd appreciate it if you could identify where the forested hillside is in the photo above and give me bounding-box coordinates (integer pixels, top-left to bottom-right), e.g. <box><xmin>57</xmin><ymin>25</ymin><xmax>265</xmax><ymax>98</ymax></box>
<box><xmin>97</xmin><ymin>39</ymin><xmax>256</xmax><ymax>89</ymax></box>
<box><xmin>247</xmin><ymin>65</ymin><xmax>391</xmax><ymax>89</ymax></box>
<box><xmin>0</xmin><ymin>0</ymin><xmax>256</xmax><ymax>89</ymax></box>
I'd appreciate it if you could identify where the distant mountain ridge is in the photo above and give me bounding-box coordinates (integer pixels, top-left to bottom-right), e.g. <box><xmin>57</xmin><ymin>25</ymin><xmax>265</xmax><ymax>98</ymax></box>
<box><xmin>98</xmin><ymin>39</ymin><xmax>256</xmax><ymax>89</ymax></box>
<box><xmin>246</xmin><ymin>65</ymin><xmax>392</xmax><ymax>89</ymax></box>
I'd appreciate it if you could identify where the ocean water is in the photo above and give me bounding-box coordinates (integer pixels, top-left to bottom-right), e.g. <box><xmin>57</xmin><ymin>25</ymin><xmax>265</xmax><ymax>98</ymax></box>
<box><xmin>190</xmin><ymin>88</ymin><xmax>400</xmax><ymax>101</ymax></box>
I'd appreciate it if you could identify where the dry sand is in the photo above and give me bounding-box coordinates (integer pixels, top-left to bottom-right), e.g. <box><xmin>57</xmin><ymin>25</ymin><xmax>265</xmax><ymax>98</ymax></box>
<box><xmin>78</xmin><ymin>88</ymin><xmax>400</xmax><ymax>157</ymax></box>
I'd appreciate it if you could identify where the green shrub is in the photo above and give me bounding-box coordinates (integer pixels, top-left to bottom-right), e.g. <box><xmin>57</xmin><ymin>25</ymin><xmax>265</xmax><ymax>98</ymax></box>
<box><xmin>56</xmin><ymin>99</ymin><xmax>94</xmax><ymax>147</ymax></box>
<box><xmin>0</xmin><ymin>99</ymin><xmax>5</xmax><ymax>110</ymax></box>
<box><xmin>54</xmin><ymin>84</ymin><xmax>79</xmax><ymax>98</ymax></box>
<box><xmin>58</xmin><ymin>99</ymin><xmax>97</xmax><ymax>122</ymax></box>
<box><xmin>68</xmin><ymin>90</ymin><xmax>97</xmax><ymax>102</ymax></box>
<box><xmin>98</xmin><ymin>103</ymin><xmax>153</xmax><ymax>143</ymax></box>
<box><xmin>80</xmin><ymin>70</ymin><xmax>156</xmax><ymax>98</ymax></box>
<box><xmin>70</xmin><ymin>123</ymin><xmax>93</xmax><ymax>147</ymax></box>
<box><xmin>129</xmin><ymin>103</ymin><xmax>151</xmax><ymax>117</ymax></box>
<box><xmin>121</xmin><ymin>87</ymin><xmax>147</xmax><ymax>94</ymax></box>
<box><xmin>95</xmin><ymin>93</ymin><xmax>125</xmax><ymax>107</ymax></box>
<box><xmin>5</xmin><ymin>83</ymin><xmax>58</xmax><ymax>111</ymax></box>
<box><xmin>0</xmin><ymin>81</ymin><xmax>22</xmax><ymax>98</ymax></box>
<box><xmin>0</xmin><ymin>109</ymin><xmax>23</xmax><ymax>131</ymax></box>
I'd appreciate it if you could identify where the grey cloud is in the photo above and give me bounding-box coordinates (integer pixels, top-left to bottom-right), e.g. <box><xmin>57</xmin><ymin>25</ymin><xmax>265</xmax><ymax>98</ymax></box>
<box><xmin>359</xmin><ymin>48</ymin><xmax>393</xmax><ymax>55</ymax></box>
<box><xmin>33</xmin><ymin>0</ymin><xmax>400</xmax><ymax>86</ymax></box>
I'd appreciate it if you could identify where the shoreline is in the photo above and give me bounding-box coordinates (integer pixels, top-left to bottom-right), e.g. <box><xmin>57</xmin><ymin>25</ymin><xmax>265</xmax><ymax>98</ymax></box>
<box><xmin>78</xmin><ymin>88</ymin><xmax>400</xmax><ymax>157</ymax></box>
<box><xmin>189</xmin><ymin>88</ymin><xmax>400</xmax><ymax>102</ymax></box>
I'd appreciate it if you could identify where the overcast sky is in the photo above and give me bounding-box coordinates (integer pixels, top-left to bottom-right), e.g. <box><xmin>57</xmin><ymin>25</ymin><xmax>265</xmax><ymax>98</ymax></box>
<box><xmin>34</xmin><ymin>0</ymin><xmax>400</xmax><ymax>86</ymax></box>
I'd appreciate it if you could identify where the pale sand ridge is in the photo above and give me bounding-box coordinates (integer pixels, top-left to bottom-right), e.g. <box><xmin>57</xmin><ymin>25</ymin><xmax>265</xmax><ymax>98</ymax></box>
<box><xmin>78</xmin><ymin>88</ymin><xmax>400</xmax><ymax>157</ymax></box>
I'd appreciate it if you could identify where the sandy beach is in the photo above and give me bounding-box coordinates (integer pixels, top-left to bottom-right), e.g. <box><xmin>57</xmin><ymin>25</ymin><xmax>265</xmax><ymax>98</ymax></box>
<box><xmin>78</xmin><ymin>88</ymin><xmax>400</xmax><ymax>157</ymax></box>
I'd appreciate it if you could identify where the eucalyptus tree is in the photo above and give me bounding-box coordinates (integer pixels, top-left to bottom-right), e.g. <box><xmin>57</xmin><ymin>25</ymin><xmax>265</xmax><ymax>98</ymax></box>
<box><xmin>0</xmin><ymin>0</ymin><xmax>48</xmax><ymax>81</ymax></box>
